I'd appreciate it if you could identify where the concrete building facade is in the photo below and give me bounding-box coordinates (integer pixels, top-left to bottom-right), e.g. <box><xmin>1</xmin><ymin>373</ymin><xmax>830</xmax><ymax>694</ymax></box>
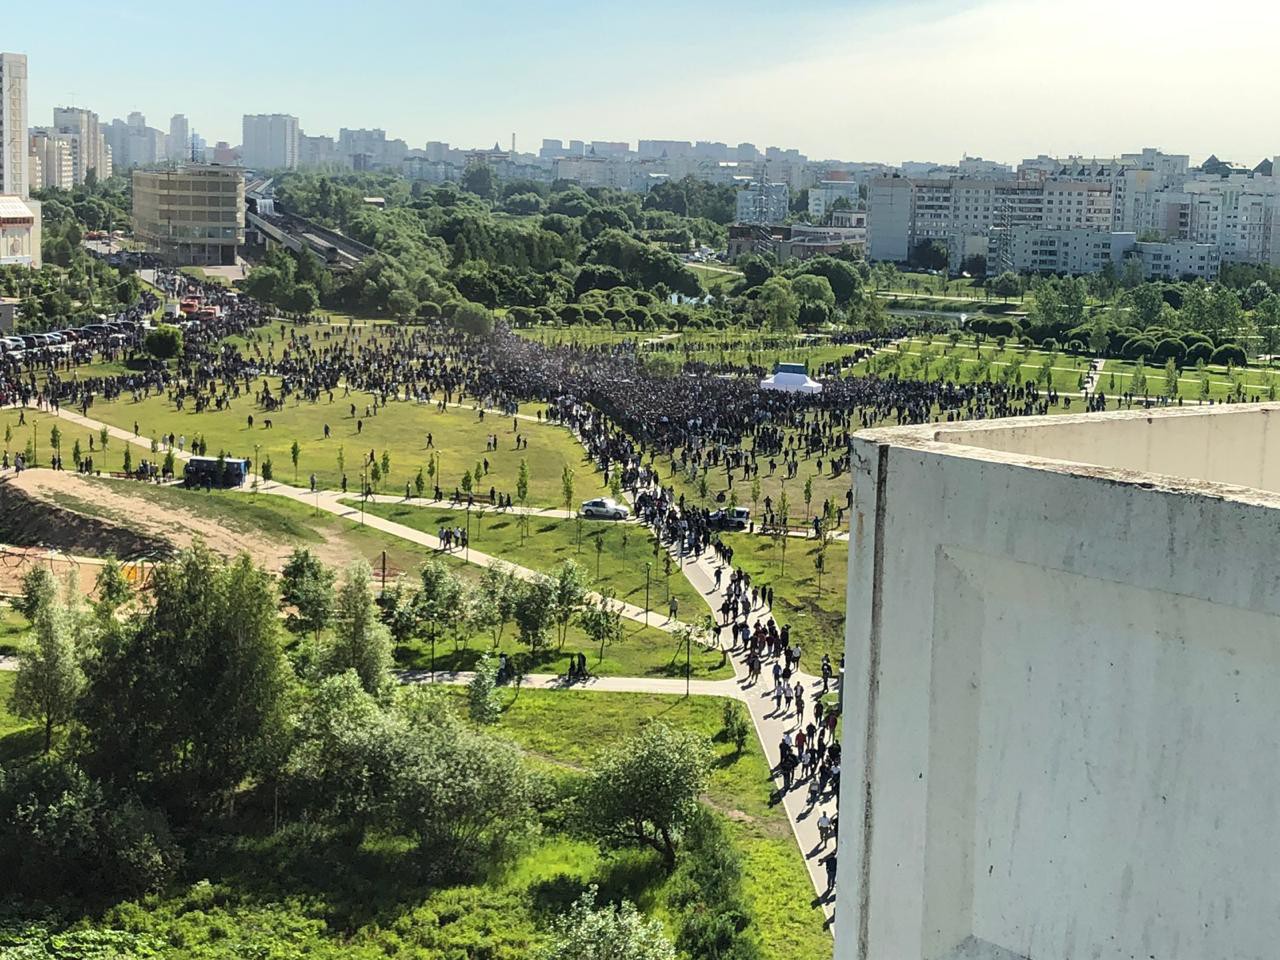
<box><xmin>52</xmin><ymin>106</ymin><xmax>107</xmax><ymax>184</ymax></box>
<box><xmin>735</xmin><ymin>180</ymin><xmax>789</xmax><ymax>224</ymax></box>
<box><xmin>0</xmin><ymin>194</ymin><xmax>41</xmax><ymax>267</ymax></box>
<box><xmin>241</xmin><ymin>114</ymin><xmax>299</xmax><ymax>171</ymax></box>
<box><xmin>0</xmin><ymin>52</ymin><xmax>29</xmax><ymax>198</ymax></box>
<box><xmin>837</xmin><ymin>404</ymin><xmax>1280</xmax><ymax>960</ymax></box>
<box><xmin>132</xmin><ymin>164</ymin><xmax>244</xmax><ymax>266</ymax></box>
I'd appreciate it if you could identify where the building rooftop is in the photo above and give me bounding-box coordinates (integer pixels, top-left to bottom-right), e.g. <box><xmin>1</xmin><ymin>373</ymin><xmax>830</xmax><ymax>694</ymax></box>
<box><xmin>861</xmin><ymin>403</ymin><xmax>1280</xmax><ymax>503</ymax></box>
<box><xmin>0</xmin><ymin>195</ymin><xmax>36</xmax><ymax>221</ymax></box>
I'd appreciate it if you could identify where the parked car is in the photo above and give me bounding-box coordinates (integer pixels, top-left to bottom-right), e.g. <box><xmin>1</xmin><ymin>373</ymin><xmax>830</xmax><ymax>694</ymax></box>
<box><xmin>580</xmin><ymin>497</ymin><xmax>630</xmax><ymax>520</ymax></box>
<box><xmin>709</xmin><ymin>507</ymin><xmax>751</xmax><ymax>530</ymax></box>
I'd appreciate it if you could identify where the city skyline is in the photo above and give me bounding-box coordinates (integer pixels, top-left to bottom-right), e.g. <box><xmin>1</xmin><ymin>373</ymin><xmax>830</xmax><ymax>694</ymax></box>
<box><xmin>9</xmin><ymin>0</ymin><xmax>1280</xmax><ymax>166</ymax></box>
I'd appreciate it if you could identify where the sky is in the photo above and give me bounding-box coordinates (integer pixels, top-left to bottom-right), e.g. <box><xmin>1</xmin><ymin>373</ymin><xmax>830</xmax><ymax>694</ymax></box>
<box><xmin>13</xmin><ymin>0</ymin><xmax>1280</xmax><ymax>166</ymax></box>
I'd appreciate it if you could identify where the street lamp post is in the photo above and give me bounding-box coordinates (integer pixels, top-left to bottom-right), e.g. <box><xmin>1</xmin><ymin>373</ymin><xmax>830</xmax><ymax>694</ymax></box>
<box><xmin>644</xmin><ymin>562</ymin><xmax>651</xmax><ymax>626</ymax></box>
<box><xmin>430</xmin><ymin>618</ymin><xmax>437</xmax><ymax>684</ymax></box>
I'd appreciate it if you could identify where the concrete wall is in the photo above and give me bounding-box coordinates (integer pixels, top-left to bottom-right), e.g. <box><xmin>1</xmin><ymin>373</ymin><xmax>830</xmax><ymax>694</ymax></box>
<box><xmin>836</xmin><ymin>407</ymin><xmax>1280</xmax><ymax>960</ymax></box>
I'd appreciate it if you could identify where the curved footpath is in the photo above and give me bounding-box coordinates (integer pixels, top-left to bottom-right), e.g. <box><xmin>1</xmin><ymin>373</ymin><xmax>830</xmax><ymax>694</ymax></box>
<box><xmin>5</xmin><ymin>400</ymin><xmax>841</xmax><ymax>919</ymax></box>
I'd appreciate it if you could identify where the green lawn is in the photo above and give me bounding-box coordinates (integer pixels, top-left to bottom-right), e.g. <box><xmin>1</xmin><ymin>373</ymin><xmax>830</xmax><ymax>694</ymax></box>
<box><xmin>0</xmin><ymin>670</ymin><xmax>41</xmax><ymax>761</ymax></box>
<box><xmin>721</xmin><ymin>532</ymin><xmax>848</xmax><ymax>659</ymax></box>
<box><xmin>473</xmin><ymin>689</ymin><xmax>832</xmax><ymax>959</ymax></box>
<box><xmin>395</xmin><ymin>613</ymin><xmax>732</xmax><ymax>681</ymax></box>
<box><xmin>659</xmin><ymin>442</ymin><xmax>854</xmax><ymax>532</ymax></box>
<box><xmin>688</xmin><ymin>262</ymin><xmax>741</xmax><ymax>295</ymax></box>
<box><xmin>0</xmin><ymin>605</ymin><xmax>31</xmax><ymax>657</ymax></box>
<box><xmin>358</xmin><ymin>502</ymin><xmax>706</xmax><ymax>614</ymax></box>
<box><xmin>76</xmin><ymin>387</ymin><xmax>609</xmax><ymax>507</ymax></box>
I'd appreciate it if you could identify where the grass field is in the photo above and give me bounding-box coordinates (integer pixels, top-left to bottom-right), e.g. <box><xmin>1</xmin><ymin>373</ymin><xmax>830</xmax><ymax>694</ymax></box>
<box><xmin>0</xmin><ymin>670</ymin><xmax>40</xmax><ymax>761</ymax></box>
<box><xmin>658</xmin><ymin>441</ymin><xmax>854</xmax><ymax>533</ymax></box>
<box><xmin>688</xmin><ymin>262</ymin><xmax>741</xmax><ymax>295</ymax></box>
<box><xmin>0</xmin><ymin>606</ymin><xmax>30</xmax><ymax>657</ymax></box>
<box><xmin>720</xmin><ymin>531</ymin><xmax>848</xmax><ymax>658</ymax></box>
<box><xmin>358</xmin><ymin>502</ymin><xmax>706</xmax><ymax>613</ymax></box>
<box><xmin>473</xmin><ymin>689</ymin><xmax>832</xmax><ymax>959</ymax></box>
<box><xmin>77</xmin><ymin>389</ymin><xmax>609</xmax><ymax>507</ymax></box>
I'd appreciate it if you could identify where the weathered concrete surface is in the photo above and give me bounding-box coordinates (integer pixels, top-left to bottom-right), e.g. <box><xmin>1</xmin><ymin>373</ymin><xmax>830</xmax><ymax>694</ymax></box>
<box><xmin>836</xmin><ymin>405</ymin><xmax>1280</xmax><ymax>960</ymax></box>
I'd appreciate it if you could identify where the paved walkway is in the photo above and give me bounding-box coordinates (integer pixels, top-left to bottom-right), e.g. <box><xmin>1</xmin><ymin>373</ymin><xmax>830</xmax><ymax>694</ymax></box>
<box><xmin>677</xmin><ymin>542</ymin><xmax>840</xmax><ymax>916</ymax></box>
<box><xmin>403</xmin><ymin>669</ymin><xmax>745</xmax><ymax>699</ymax></box>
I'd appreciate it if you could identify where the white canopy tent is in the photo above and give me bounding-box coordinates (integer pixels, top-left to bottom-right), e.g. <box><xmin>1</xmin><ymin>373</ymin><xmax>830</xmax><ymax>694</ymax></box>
<box><xmin>760</xmin><ymin>362</ymin><xmax>823</xmax><ymax>394</ymax></box>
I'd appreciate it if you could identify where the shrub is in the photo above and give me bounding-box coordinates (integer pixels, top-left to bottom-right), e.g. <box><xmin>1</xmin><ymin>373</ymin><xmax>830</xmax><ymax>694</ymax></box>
<box><xmin>1185</xmin><ymin>342</ymin><xmax>1213</xmax><ymax>364</ymax></box>
<box><xmin>1121</xmin><ymin>336</ymin><xmax>1156</xmax><ymax>360</ymax></box>
<box><xmin>1152</xmin><ymin>338</ymin><xmax>1187</xmax><ymax>364</ymax></box>
<box><xmin>1210</xmin><ymin>344</ymin><xmax>1247</xmax><ymax>366</ymax></box>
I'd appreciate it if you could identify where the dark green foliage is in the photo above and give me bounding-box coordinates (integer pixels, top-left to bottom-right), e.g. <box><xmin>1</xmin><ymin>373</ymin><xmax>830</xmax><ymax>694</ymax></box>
<box><xmin>668</xmin><ymin>810</ymin><xmax>763</xmax><ymax>960</ymax></box>
<box><xmin>1211</xmin><ymin>343</ymin><xmax>1247</xmax><ymax>366</ymax></box>
<box><xmin>0</xmin><ymin>758</ymin><xmax>182</xmax><ymax>899</ymax></box>
<box><xmin>78</xmin><ymin>544</ymin><xmax>294</xmax><ymax>818</ymax></box>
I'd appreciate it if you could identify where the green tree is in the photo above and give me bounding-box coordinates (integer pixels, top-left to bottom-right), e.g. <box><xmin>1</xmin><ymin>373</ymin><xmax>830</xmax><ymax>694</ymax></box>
<box><xmin>562</xmin><ymin>463</ymin><xmax>576</xmax><ymax>516</ymax></box>
<box><xmin>11</xmin><ymin>596</ymin><xmax>85</xmax><ymax>752</ymax></box>
<box><xmin>473</xmin><ymin>562</ymin><xmax>520</xmax><ymax>648</ymax></box>
<box><xmin>517</xmin><ymin>458</ymin><xmax>531</xmax><ymax>542</ymax></box>
<box><xmin>541</xmin><ymin>886</ymin><xmax>675</xmax><ymax>960</ymax></box>
<box><xmin>321</xmin><ymin>558</ymin><xmax>394</xmax><ymax>694</ymax></box>
<box><xmin>143</xmin><ymin>324</ymin><xmax>183</xmax><ymax>361</ymax></box>
<box><xmin>452</xmin><ymin>300</ymin><xmax>495</xmax><ymax>336</ymax></box>
<box><xmin>17</xmin><ymin>566</ymin><xmax>58</xmax><ymax>622</ymax></box>
<box><xmin>720</xmin><ymin>699</ymin><xmax>750</xmax><ymax>756</ymax></box>
<box><xmin>752</xmin><ymin>276</ymin><xmax>799</xmax><ymax>332</ymax></box>
<box><xmin>580</xmin><ymin>592</ymin><xmax>624</xmax><ymax>663</ymax></box>
<box><xmin>93</xmin><ymin>555</ymin><xmax>132</xmax><ymax>620</ymax></box>
<box><xmin>279</xmin><ymin>548</ymin><xmax>335</xmax><ymax>644</ymax></box>
<box><xmin>417</xmin><ymin>558</ymin><xmax>465</xmax><ymax>651</ymax></box>
<box><xmin>551</xmin><ymin>560</ymin><xmax>589</xmax><ymax>650</ymax></box>
<box><xmin>581</xmin><ymin>722</ymin><xmax>712</xmax><ymax>870</ymax></box>
<box><xmin>290</xmin><ymin>439</ymin><xmax>301</xmax><ymax>483</ymax></box>
<box><xmin>468</xmin><ymin>654</ymin><xmax>503</xmax><ymax>724</ymax></box>
<box><xmin>78</xmin><ymin>545</ymin><xmax>294</xmax><ymax>815</ymax></box>
<box><xmin>514</xmin><ymin>575</ymin><xmax>557</xmax><ymax>652</ymax></box>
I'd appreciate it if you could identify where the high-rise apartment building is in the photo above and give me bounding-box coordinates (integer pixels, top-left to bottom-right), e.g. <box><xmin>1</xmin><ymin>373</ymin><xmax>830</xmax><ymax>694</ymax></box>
<box><xmin>241</xmin><ymin>114</ymin><xmax>299</xmax><ymax>170</ymax></box>
<box><xmin>169</xmin><ymin>114</ymin><xmax>190</xmax><ymax>162</ymax></box>
<box><xmin>0</xmin><ymin>53</ymin><xmax>29</xmax><ymax>197</ymax></box>
<box><xmin>28</xmin><ymin>130</ymin><xmax>73</xmax><ymax>190</ymax></box>
<box><xmin>53</xmin><ymin>106</ymin><xmax>107</xmax><ymax>184</ymax></box>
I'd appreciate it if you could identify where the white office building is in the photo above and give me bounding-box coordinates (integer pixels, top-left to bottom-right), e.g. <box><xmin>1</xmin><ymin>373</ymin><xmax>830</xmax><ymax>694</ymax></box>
<box><xmin>735</xmin><ymin>180</ymin><xmax>789</xmax><ymax>223</ymax></box>
<box><xmin>808</xmin><ymin>179</ymin><xmax>861</xmax><ymax>220</ymax></box>
<box><xmin>241</xmin><ymin>114</ymin><xmax>299</xmax><ymax>171</ymax></box>
<box><xmin>0</xmin><ymin>53</ymin><xmax>28</xmax><ymax>198</ymax></box>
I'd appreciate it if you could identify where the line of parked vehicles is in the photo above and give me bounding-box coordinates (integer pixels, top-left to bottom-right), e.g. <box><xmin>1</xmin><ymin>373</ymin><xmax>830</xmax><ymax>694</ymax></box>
<box><xmin>0</xmin><ymin>317</ymin><xmax>142</xmax><ymax>359</ymax></box>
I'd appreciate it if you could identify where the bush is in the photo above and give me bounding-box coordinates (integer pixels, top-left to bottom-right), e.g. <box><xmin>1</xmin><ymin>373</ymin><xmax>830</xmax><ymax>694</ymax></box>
<box><xmin>1185</xmin><ymin>341</ymin><xmax>1213</xmax><ymax>364</ymax></box>
<box><xmin>0</xmin><ymin>759</ymin><xmax>182</xmax><ymax>900</ymax></box>
<box><xmin>1121</xmin><ymin>336</ymin><xmax>1156</xmax><ymax>360</ymax></box>
<box><xmin>143</xmin><ymin>324</ymin><xmax>183</xmax><ymax>361</ymax></box>
<box><xmin>1152</xmin><ymin>338</ymin><xmax>1187</xmax><ymax>364</ymax></box>
<box><xmin>1211</xmin><ymin>344</ymin><xmax>1247</xmax><ymax>366</ymax></box>
<box><xmin>1180</xmin><ymin>331</ymin><xmax>1213</xmax><ymax>351</ymax></box>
